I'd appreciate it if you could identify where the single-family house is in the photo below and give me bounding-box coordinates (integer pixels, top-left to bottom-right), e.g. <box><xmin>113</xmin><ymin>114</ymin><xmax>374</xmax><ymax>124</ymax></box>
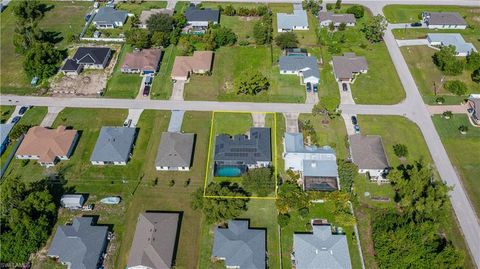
<box><xmin>60</xmin><ymin>194</ymin><xmax>85</xmax><ymax>209</ymax></box>
<box><xmin>427</xmin><ymin>33</ymin><xmax>477</xmax><ymax>56</ymax></box>
<box><xmin>184</xmin><ymin>5</ymin><xmax>219</xmax><ymax>33</ymax></box>
<box><xmin>212</xmin><ymin>220</ymin><xmax>266</xmax><ymax>269</ymax></box>
<box><xmin>90</xmin><ymin>127</ymin><xmax>136</xmax><ymax>165</ymax></box>
<box><xmin>279</xmin><ymin>55</ymin><xmax>320</xmax><ymax>85</ymax></box>
<box><xmin>155</xmin><ymin>132</ymin><xmax>195</xmax><ymax>171</ymax></box>
<box><xmin>332</xmin><ymin>53</ymin><xmax>368</xmax><ymax>83</ymax></box>
<box><xmin>48</xmin><ymin>217</ymin><xmax>108</xmax><ymax>269</ymax></box>
<box><xmin>139</xmin><ymin>8</ymin><xmax>174</xmax><ymax>29</ymax></box>
<box><xmin>468</xmin><ymin>94</ymin><xmax>480</xmax><ymax>126</ymax></box>
<box><xmin>349</xmin><ymin>134</ymin><xmax>389</xmax><ymax>181</ymax></box>
<box><xmin>422</xmin><ymin>12</ymin><xmax>467</xmax><ymax>29</ymax></box>
<box><xmin>293</xmin><ymin>222</ymin><xmax>352</xmax><ymax>269</ymax></box>
<box><xmin>127</xmin><ymin>212</ymin><xmax>180</xmax><ymax>269</ymax></box>
<box><xmin>16</xmin><ymin>126</ymin><xmax>78</xmax><ymax>167</ymax></box>
<box><xmin>318</xmin><ymin>12</ymin><xmax>356</xmax><ymax>27</ymax></box>
<box><xmin>0</xmin><ymin>123</ymin><xmax>14</xmax><ymax>155</ymax></box>
<box><xmin>61</xmin><ymin>47</ymin><xmax>112</xmax><ymax>75</ymax></box>
<box><xmin>121</xmin><ymin>48</ymin><xmax>163</xmax><ymax>75</ymax></box>
<box><xmin>277</xmin><ymin>8</ymin><xmax>309</xmax><ymax>32</ymax></box>
<box><xmin>214</xmin><ymin>127</ymin><xmax>271</xmax><ymax>176</ymax></box>
<box><xmin>171</xmin><ymin>51</ymin><xmax>214</xmax><ymax>81</ymax></box>
<box><xmin>283</xmin><ymin>133</ymin><xmax>339</xmax><ymax>191</ymax></box>
<box><xmin>93</xmin><ymin>7</ymin><xmax>128</xmax><ymax>29</ymax></box>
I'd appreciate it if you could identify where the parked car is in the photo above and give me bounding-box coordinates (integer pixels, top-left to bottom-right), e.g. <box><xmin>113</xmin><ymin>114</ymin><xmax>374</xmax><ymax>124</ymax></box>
<box><xmin>351</xmin><ymin>115</ymin><xmax>358</xmax><ymax>125</ymax></box>
<box><xmin>354</xmin><ymin>125</ymin><xmax>360</xmax><ymax>134</ymax></box>
<box><xmin>313</xmin><ymin>84</ymin><xmax>318</xmax><ymax>93</ymax></box>
<box><xmin>410</xmin><ymin>22</ymin><xmax>422</xmax><ymax>27</ymax></box>
<box><xmin>18</xmin><ymin>106</ymin><xmax>28</xmax><ymax>115</ymax></box>
<box><xmin>306</xmin><ymin>82</ymin><xmax>312</xmax><ymax>92</ymax></box>
<box><xmin>11</xmin><ymin>116</ymin><xmax>21</xmax><ymax>124</ymax></box>
<box><xmin>342</xmin><ymin>83</ymin><xmax>348</xmax><ymax>92</ymax></box>
<box><xmin>123</xmin><ymin>119</ymin><xmax>132</xmax><ymax>127</ymax></box>
<box><xmin>143</xmin><ymin>85</ymin><xmax>151</xmax><ymax>97</ymax></box>
<box><xmin>144</xmin><ymin>76</ymin><xmax>152</xmax><ymax>86</ymax></box>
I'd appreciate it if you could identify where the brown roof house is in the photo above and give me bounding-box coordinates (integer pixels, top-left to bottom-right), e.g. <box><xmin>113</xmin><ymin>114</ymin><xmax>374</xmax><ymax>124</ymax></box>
<box><xmin>139</xmin><ymin>9</ymin><xmax>174</xmax><ymax>29</ymax></box>
<box><xmin>171</xmin><ymin>51</ymin><xmax>213</xmax><ymax>81</ymax></box>
<box><xmin>468</xmin><ymin>94</ymin><xmax>480</xmax><ymax>126</ymax></box>
<box><xmin>349</xmin><ymin>134</ymin><xmax>389</xmax><ymax>181</ymax></box>
<box><xmin>16</xmin><ymin>126</ymin><xmax>78</xmax><ymax>167</ymax></box>
<box><xmin>121</xmin><ymin>49</ymin><xmax>162</xmax><ymax>75</ymax></box>
<box><xmin>332</xmin><ymin>53</ymin><xmax>368</xmax><ymax>83</ymax></box>
<box><xmin>127</xmin><ymin>212</ymin><xmax>180</xmax><ymax>269</ymax></box>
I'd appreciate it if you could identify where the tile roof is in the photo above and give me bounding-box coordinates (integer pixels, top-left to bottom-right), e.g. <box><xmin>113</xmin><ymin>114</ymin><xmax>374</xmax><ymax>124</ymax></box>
<box><xmin>93</xmin><ymin>7</ymin><xmax>128</xmax><ymax>25</ymax></box>
<box><xmin>279</xmin><ymin>55</ymin><xmax>320</xmax><ymax>81</ymax></box>
<box><xmin>332</xmin><ymin>53</ymin><xmax>368</xmax><ymax>80</ymax></box>
<box><xmin>155</xmin><ymin>132</ymin><xmax>195</xmax><ymax>168</ymax></box>
<box><xmin>48</xmin><ymin>217</ymin><xmax>108</xmax><ymax>269</ymax></box>
<box><xmin>349</xmin><ymin>134</ymin><xmax>389</xmax><ymax>170</ymax></box>
<box><xmin>424</xmin><ymin>12</ymin><xmax>467</xmax><ymax>26</ymax></box>
<box><xmin>127</xmin><ymin>212</ymin><xmax>180</xmax><ymax>269</ymax></box>
<box><xmin>427</xmin><ymin>33</ymin><xmax>477</xmax><ymax>55</ymax></box>
<box><xmin>318</xmin><ymin>12</ymin><xmax>356</xmax><ymax>24</ymax></box>
<box><xmin>185</xmin><ymin>6</ymin><xmax>219</xmax><ymax>22</ymax></box>
<box><xmin>140</xmin><ymin>9</ymin><xmax>174</xmax><ymax>25</ymax></box>
<box><xmin>214</xmin><ymin>127</ymin><xmax>271</xmax><ymax>165</ymax></box>
<box><xmin>277</xmin><ymin>10</ymin><xmax>309</xmax><ymax>30</ymax></box>
<box><xmin>171</xmin><ymin>51</ymin><xmax>213</xmax><ymax>78</ymax></box>
<box><xmin>90</xmin><ymin>127</ymin><xmax>136</xmax><ymax>163</ymax></box>
<box><xmin>121</xmin><ymin>49</ymin><xmax>162</xmax><ymax>71</ymax></box>
<box><xmin>294</xmin><ymin>224</ymin><xmax>352</xmax><ymax>269</ymax></box>
<box><xmin>212</xmin><ymin>220</ymin><xmax>266</xmax><ymax>269</ymax></box>
<box><xmin>16</xmin><ymin>126</ymin><xmax>77</xmax><ymax>163</ymax></box>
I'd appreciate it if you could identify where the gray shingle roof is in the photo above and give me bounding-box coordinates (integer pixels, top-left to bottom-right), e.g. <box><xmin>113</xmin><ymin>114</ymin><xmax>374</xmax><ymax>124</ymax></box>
<box><xmin>318</xmin><ymin>12</ymin><xmax>356</xmax><ymax>24</ymax></box>
<box><xmin>349</xmin><ymin>134</ymin><xmax>389</xmax><ymax>170</ymax></box>
<box><xmin>90</xmin><ymin>127</ymin><xmax>136</xmax><ymax>163</ymax></box>
<box><xmin>127</xmin><ymin>212</ymin><xmax>180</xmax><ymax>269</ymax></box>
<box><xmin>93</xmin><ymin>7</ymin><xmax>128</xmax><ymax>25</ymax></box>
<box><xmin>277</xmin><ymin>10</ymin><xmax>309</xmax><ymax>30</ymax></box>
<box><xmin>185</xmin><ymin>6</ymin><xmax>219</xmax><ymax>22</ymax></box>
<box><xmin>61</xmin><ymin>59</ymin><xmax>81</xmax><ymax>72</ymax></box>
<box><xmin>214</xmin><ymin>127</ymin><xmax>271</xmax><ymax>165</ymax></box>
<box><xmin>332</xmin><ymin>53</ymin><xmax>368</xmax><ymax>80</ymax></box>
<box><xmin>155</xmin><ymin>132</ymin><xmax>195</xmax><ymax>168</ymax></box>
<box><xmin>294</xmin><ymin>224</ymin><xmax>352</xmax><ymax>269</ymax></box>
<box><xmin>427</xmin><ymin>33</ymin><xmax>477</xmax><ymax>55</ymax></box>
<box><xmin>48</xmin><ymin>217</ymin><xmax>108</xmax><ymax>269</ymax></box>
<box><xmin>72</xmin><ymin>47</ymin><xmax>111</xmax><ymax>65</ymax></box>
<box><xmin>212</xmin><ymin>220</ymin><xmax>266</xmax><ymax>269</ymax></box>
<box><xmin>424</xmin><ymin>12</ymin><xmax>467</xmax><ymax>26</ymax></box>
<box><xmin>279</xmin><ymin>55</ymin><xmax>320</xmax><ymax>81</ymax></box>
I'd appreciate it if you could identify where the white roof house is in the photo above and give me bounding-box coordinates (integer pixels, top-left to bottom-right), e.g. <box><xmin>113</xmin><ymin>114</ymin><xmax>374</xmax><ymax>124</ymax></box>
<box><xmin>427</xmin><ymin>33</ymin><xmax>477</xmax><ymax>56</ymax></box>
<box><xmin>60</xmin><ymin>194</ymin><xmax>85</xmax><ymax>209</ymax></box>
<box><xmin>277</xmin><ymin>9</ymin><xmax>309</xmax><ymax>32</ymax></box>
<box><xmin>279</xmin><ymin>55</ymin><xmax>320</xmax><ymax>85</ymax></box>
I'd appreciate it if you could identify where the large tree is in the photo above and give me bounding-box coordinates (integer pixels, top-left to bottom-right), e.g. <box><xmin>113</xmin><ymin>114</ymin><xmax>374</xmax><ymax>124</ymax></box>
<box><xmin>147</xmin><ymin>13</ymin><xmax>175</xmax><ymax>33</ymax></box>
<box><xmin>346</xmin><ymin>5</ymin><xmax>365</xmax><ymax>18</ymax></box>
<box><xmin>466</xmin><ymin>51</ymin><xmax>480</xmax><ymax>71</ymax></box>
<box><xmin>23</xmin><ymin>42</ymin><xmax>63</xmax><ymax>79</ymax></box>
<box><xmin>13</xmin><ymin>0</ymin><xmax>45</xmax><ymax>25</ymax></box>
<box><xmin>338</xmin><ymin>160</ymin><xmax>358</xmax><ymax>192</ymax></box>
<box><xmin>242</xmin><ymin>168</ymin><xmax>275</xmax><ymax>196</ymax></box>
<box><xmin>276</xmin><ymin>181</ymin><xmax>310</xmax><ymax>214</ymax></box>
<box><xmin>235</xmin><ymin>71</ymin><xmax>270</xmax><ymax>95</ymax></box>
<box><xmin>253</xmin><ymin>13</ymin><xmax>273</xmax><ymax>45</ymax></box>
<box><xmin>125</xmin><ymin>29</ymin><xmax>152</xmax><ymax>49</ymax></box>
<box><xmin>432</xmin><ymin>45</ymin><xmax>464</xmax><ymax>75</ymax></box>
<box><xmin>361</xmin><ymin>14</ymin><xmax>387</xmax><ymax>43</ymax></box>
<box><xmin>191</xmin><ymin>183</ymin><xmax>249</xmax><ymax>224</ymax></box>
<box><xmin>275</xmin><ymin>32</ymin><xmax>299</xmax><ymax>49</ymax></box>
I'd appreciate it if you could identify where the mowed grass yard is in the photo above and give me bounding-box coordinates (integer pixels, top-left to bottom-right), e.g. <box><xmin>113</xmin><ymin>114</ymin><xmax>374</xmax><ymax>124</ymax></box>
<box><xmin>105</xmin><ymin>45</ymin><xmax>143</xmax><ymax>99</ymax></box>
<box><xmin>433</xmin><ymin>114</ymin><xmax>480</xmax><ymax>217</ymax></box>
<box><xmin>0</xmin><ymin>1</ymin><xmax>92</xmax><ymax>94</ymax></box>
<box><xmin>184</xmin><ymin>46</ymin><xmax>305</xmax><ymax>103</ymax></box>
<box><xmin>353</xmin><ymin>115</ymin><xmax>475</xmax><ymax>268</ymax></box>
<box><xmin>0</xmin><ymin>106</ymin><xmax>15</xmax><ymax>123</ymax></box>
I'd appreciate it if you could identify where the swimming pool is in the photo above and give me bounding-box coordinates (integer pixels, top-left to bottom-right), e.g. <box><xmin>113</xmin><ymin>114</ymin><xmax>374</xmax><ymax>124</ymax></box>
<box><xmin>216</xmin><ymin>166</ymin><xmax>242</xmax><ymax>177</ymax></box>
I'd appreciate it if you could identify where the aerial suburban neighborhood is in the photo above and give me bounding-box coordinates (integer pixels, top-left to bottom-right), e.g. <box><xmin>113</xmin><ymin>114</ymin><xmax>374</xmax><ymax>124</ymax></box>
<box><xmin>0</xmin><ymin>0</ymin><xmax>479</xmax><ymax>269</ymax></box>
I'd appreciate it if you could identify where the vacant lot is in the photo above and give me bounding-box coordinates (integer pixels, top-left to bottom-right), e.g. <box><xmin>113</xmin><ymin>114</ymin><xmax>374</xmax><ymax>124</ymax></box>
<box><xmin>104</xmin><ymin>45</ymin><xmax>143</xmax><ymax>99</ymax></box>
<box><xmin>115</xmin><ymin>1</ymin><xmax>167</xmax><ymax>16</ymax></box>
<box><xmin>433</xmin><ymin>114</ymin><xmax>480</xmax><ymax>216</ymax></box>
<box><xmin>0</xmin><ymin>1</ymin><xmax>92</xmax><ymax>94</ymax></box>
<box><xmin>151</xmin><ymin>45</ymin><xmax>176</xmax><ymax>99</ymax></box>
<box><xmin>184</xmin><ymin>46</ymin><xmax>305</xmax><ymax>103</ymax></box>
<box><xmin>0</xmin><ymin>106</ymin><xmax>15</xmax><ymax>123</ymax></box>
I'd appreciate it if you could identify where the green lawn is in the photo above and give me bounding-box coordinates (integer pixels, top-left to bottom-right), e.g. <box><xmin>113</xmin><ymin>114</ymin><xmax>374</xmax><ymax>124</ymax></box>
<box><xmin>151</xmin><ymin>45</ymin><xmax>176</xmax><ymax>99</ymax></box>
<box><xmin>184</xmin><ymin>46</ymin><xmax>305</xmax><ymax>103</ymax></box>
<box><xmin>0</xmin><ymin>106</ymin><xmax>15</xmax><ymax>123</ymax></box>
<box><xmin>115</xmin><ymin>1</ymin><xmax>167</xmax><ymax>16</ymax></box>
<box><xmin>280</xmin><ymin>202</ymin><xmax>363</xmax><ymax>269</ymax></box>
<box><xmin>432</xmin><ymin>114</ymin><xmax>480</xmax><ymax>216</ymax></box>
<box><xmin>199</xmin><ymin>199</ymin><xmax>281</xmax><ymax>269</ymax></box>
<box><xmin>0</xmin><ymin>1</ymin><xmax>92</xmax><ymax>94</ymax></box>
<box><xmin>219</xmin><ymin>15</ymin><xmax>259</xmax><ymax>43</ymax></box>
<box><xmin>105</xmin><ymin>45</ymin><xmax>143</xmax><ymax>99</ymax></box>
<box><xmin>400</xmin><ymin>46</ymin><xmax>480</xmax><ymax>105</ymax></box>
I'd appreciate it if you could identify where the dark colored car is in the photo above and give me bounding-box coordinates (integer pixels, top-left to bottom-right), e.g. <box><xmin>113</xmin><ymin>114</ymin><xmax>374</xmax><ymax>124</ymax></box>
<box><xmin>306</xmin><ymin>82</ymin><xmax>312</xmax><ymax>92</ymax></box>
<box><xmin>351</xmin><ymin>115</ymin><xmax>358</xmax><ymax>125</ymax></box>
<box><xmin>313</xmin><ymin>84</ymin><xmax>318</xmax><ymax>93</ymax></box>
<box><xmin>143</xmin><ymin>85</ymin><xmax>151</xmax><ymax>97</ymax></box>
<box><xmin>342</xmin><ymin>83</ymin><xmax>348</xmax><ymax>91</ymax></box>
<box><xmin>18</xmin><ymin>106</ymin><xmax>28</xmax><ymax>115</ymax></box>
<box><xmin>410</xmin><ymin>22</ymin><xmax>422</xmax><ymax>27</ymax></box>
<box><xmin>11</xmin><ymin>116</ymin><xmax>21</xmax><ymax>124</ymax></box>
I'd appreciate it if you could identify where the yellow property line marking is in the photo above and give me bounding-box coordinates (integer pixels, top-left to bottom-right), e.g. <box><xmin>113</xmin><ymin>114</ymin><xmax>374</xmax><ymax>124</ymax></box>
<box><xmin>203</xmin><ymin>111</ymin><xmax>279</xmax><ymax>200</ymax></box>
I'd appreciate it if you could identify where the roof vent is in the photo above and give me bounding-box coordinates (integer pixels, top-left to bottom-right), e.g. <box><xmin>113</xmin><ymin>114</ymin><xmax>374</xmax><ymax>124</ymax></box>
<box><xmin>311</xmin><ymin>162</ymin><xmax>317</xmax><ymax>167</ymax></box>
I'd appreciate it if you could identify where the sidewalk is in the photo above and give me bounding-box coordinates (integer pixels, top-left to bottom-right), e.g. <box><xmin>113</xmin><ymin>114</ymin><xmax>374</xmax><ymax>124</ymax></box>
<box><xmin>426</xmin><ymin>104</ymin><xmax>468</xmax><ymax>115</ymax></box>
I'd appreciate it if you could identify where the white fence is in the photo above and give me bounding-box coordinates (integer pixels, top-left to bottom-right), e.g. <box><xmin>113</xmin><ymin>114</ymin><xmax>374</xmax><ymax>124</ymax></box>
<box><xmin>80</xmin><ymin>37</ymin><xmax>125</xmax><ymax>42</ymax></box>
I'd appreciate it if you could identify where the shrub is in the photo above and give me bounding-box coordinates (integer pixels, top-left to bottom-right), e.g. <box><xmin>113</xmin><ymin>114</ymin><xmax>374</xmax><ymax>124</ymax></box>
<box><xmin>326</xmin><ymin>3</ymin><xmax>334</xmax><ymax>10</ymax></box>
<box><xmin>432</xmin><ymin>46</ymin><xmax>464</xmax><ymax>75</ymax></box>
<box><xmin>472</xmin><ymin>68</ymin><xmax>480</xmax><ymax>83</ymax></box>
<box><xmin>435</xmin><ymin>96</ymin><xmax>445</xmax><ymax>104</ymax></box>
<box><xmin>443</xmin><ymin>111</ymin><xmax>453</xmax><ymax>119</ymax></box>
<box><xmin>9</xmin><ymin>124</ymin><xmax>31</xmax><ymax>140</ymax></box>
<box><xmin>393</xmin><ymin>144</ymin><xmax>408</xmax><ymax>158</ymax></box>
<box><xmin>168</xmin><ymin>179</ymin><xmax>175</xmax><ymax>187</ymax></box>
<box><xmin>299</xmin><ymin>207</ymin><xmax>310</xmax><ymax>218</ymax></box>
<box><xmin>444</xmin><ymin>80</ymin><xmax>467</xmax><ymax>96</ymax></box>
<box><xmin>278</xmin><ymin>214</ymin><xmax>291</xmax><ymax>227</ymax></box>
<box><xmin>275</xmin><ymin>32</ymin><xmax>298</xmax><ymax>49</ymax></box>
<box><xmin>338</xmin><ymin>22</ymin><xmax>347</xmax><ymax>31</ymax></box>
<box><xmin>458</xmin><ymin>125</ymin><xmax>468</xmax><ymax>133</ymax></box>
<box><xmin>346</xmin><ymin>5</ymin><xmax>365</xmax><ymax>18</ymax></box>
<box><xmin>335</xmin><ymin>0</ymin><xmax>342</xmax><ymax>9</ymax></box>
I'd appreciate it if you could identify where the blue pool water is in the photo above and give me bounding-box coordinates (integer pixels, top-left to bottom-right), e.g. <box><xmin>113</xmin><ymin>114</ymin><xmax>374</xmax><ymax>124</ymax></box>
<box><xmin>216</xmin><ymin>166</ymin><xmax>242</xmax><ymax>177</ymax></box>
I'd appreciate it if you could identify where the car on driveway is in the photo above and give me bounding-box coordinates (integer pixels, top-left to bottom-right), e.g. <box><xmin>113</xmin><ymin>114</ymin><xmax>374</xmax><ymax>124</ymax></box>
<box><xmin>313</xmin><ymin>84</ymin><xmax>318</xmax><ymax>93</ymax></box>
<box><xmin>123</xmin><ymin>119</ymin><xmax>132</xmax><ymax>127</ymax></box>
<box><xmin>354</xmin><ymin>125</ymin><xmax>360</xmax><ymax>134</ymax></box>
<box><xmin>143</xmin><ymin>85</ymin><xmax>151</xmax><ymax>97</ymax></box>
<box><xmin>11</xmin><ymin>116</ymin><xmax>21</xmax><ymax>124</ymax></box>
<box><xmin>18</xmin><ymin>106</ymin><xmax>28</xmax><ymax>115</ymax></box>
<box><xmin>351</xmin><ymin>115</ymin><xmax>358</xmax><ymax>125</ymax></box>
<box><xmin>410</xmin><ymin>22</ymin><xmax>422</xmax><ymax>27</ymax></box>
<box><xmin>306</xmin><ymin>82</ymin><xmax>312</xmax><ymax>92</ymax></box>
<box><xmin>342</xmin><ymin>83</ymin><xmax>348</xmax><ymax>92</ymax></box>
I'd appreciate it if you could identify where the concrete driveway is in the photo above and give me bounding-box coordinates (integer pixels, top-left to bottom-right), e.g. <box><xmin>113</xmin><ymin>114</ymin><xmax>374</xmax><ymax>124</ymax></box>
<box><xmin>170</xmin><ymin>80</ymin><xmax>185</xmax><ymax>101</ymax></box>
<box><xmin>284</xmin><ymin>112</ymin><xmax>299</xmax><ymax>133</ymax></box>
<box><xmin>342</xmin><ymin>113</ymin><xmax>357</xmax><ymax>135</ymax></box>
<box><xmin>396</xmin><ymin>39</ymin><xmax>429</xmax><ymax>47</ymax></box>
<box><xmin>168</xmin><ymin>110</ymin><xmax>185</xmax><ymax>132</ymax></box>
<box><xmin>338</xmin><ymin>82</ymin><xmax>355</xmax><ymax>104</ymax></box>
<box><xmin>126</xmin><ymin>109</ymin><xmax>144</xmax><ymax>127</ymax></box>
<box><xmin>252</xmin><ymin>113</ymin><xmax>266</xmax><ymax>127</ymax></box>
<box><xmin>305</xmin><ymin>91</ymin><xmax>318</xmax><ymax>104</ymax></box>
<box><xmin>40</xmin><ymin>107</ymin><xmax>64</xmax><ymax>127</ymax></box>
